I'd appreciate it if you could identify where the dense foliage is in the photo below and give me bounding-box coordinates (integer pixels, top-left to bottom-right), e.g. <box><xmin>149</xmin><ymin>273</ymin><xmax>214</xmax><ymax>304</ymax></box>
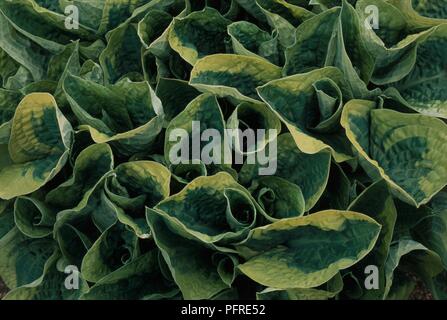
<box><xmin>0</xmin><ymin>0</ymin><xmax>446</xmax><ymax>300</ymax></box>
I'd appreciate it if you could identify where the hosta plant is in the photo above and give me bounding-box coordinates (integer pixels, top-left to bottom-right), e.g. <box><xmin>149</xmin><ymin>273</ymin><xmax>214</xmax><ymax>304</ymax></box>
<box><xmin>0</xmin><ymin>0</ymin><xmax>446</xmax><ymax>300</ymax></box>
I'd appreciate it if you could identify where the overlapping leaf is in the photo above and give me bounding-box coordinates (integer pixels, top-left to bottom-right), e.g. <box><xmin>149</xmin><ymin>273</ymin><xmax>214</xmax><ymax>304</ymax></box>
<box><xmin>0</xmin><ymin>0</ymin><xmax>446</xmax><ymax>301</ymax></box>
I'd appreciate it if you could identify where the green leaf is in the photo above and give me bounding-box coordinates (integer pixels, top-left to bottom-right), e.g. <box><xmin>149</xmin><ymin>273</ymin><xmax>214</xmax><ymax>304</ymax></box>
<box><xmin>46</xmin><ymin>143</ymin><xmax>114</xmax><ymax>210</ymax></box>
<box><xmin>169</xmin><ymin>162</ymin><xmax>208</xmax><ymax>186</ymax></box>
<box><xmin>0</xmin><ymin>93</ymin><xmax>72</xmax><ymax>200</ymax></box>
<box><xmin>412</xmin><ymin>192</ymin><xmax>447</xmax><ymax>268</ymax></box>
<box><xmin>105</xmin><ymin>161</ymin><xmax>171</xmax><ymax>238</ymax></box>
<box><xmin>0</xmin><ymin>88</ymin><xmax>23</xmax><ymax>125</ymax></box>
<box><xmin>234</xmin><ymin>0</ymin><xmax>267</xmax><ymax>23</ymax></box>
<box><xmin>47</xmin><ymin>41</ymin><xmax>81</xmax><ymax>109</ymax></box>
<box><xmin>154</xmin><ymin>172</ymin><xmax>259</xmax><ymax>244</ymax></box>
<box><xmin>0</xmin><ymin>200</ymin><xmax>15</xmax><ymax>239</ymax></box>
<box><xmin>190</xmin><ymin>54</ymin><xmax>282</xmax><ymax>104</ymax></box>
<box><xmin>391</xmin><ymin>24</ymin><xmax>447</xmax><ymax>119</ymax></box>
<box><xmin>346</xmin><ymin>179</ymin><xmax>397</xmax><ymax>299</ymax></box>
<box><xmin>325</xmin><ymin>0</ymin><xmax>377</xmax><ymax>98</ymax></box>
<box><xmin>94</xmin><ymin>0</ymin><xmax>168</xmax><ymax>35</ymax></box>
<box><xmin>0</xmin><ymin>0</ymin><xmax>95</xmax><ymax>51</ymax></box>
<box><xmin>226</xmin><ymin>102</ymin><xmax>281</xmax><ymax>154</ymax></box>
<box><xmin>155</xmin><ymin>78</ymin><xmax>200</xmax><ymax>122</ymax></box>
<box><xmin>317</xmin><ymin>162</ymin><xmax>352</xmax><ymax>210</ymax></box>
<box><xmin>240</xmin><ymin>133</ymin><xmax>331</xmax><ymax>211</ymax></box>
<box><xmin>4</xmin><ymin>251</ymin><xmax>88</xmax><ymax>300</ymax></box>
<box><xmin>386</xmin><ymin>0</ymin><xmax>447</xmax><ymax>29</ymax></box>
<box><xmin>63</xmin><ymin>74</ymin><xmax>164</xmax><ymax>156</ymax></box>
<box><xmin>164</xmin><ymin>93</ymin><xmax>226</xmax><ymax>166</ymax></box>
<box><xmin>256</xmin><ymin>0</ymin><xmax>314</xmax><ymax>48</ymax></box>
<box><xmin>146</xmin><ymin>208</ymin><xmax>236</xmax><ymax>300</ymax></box>
<box><xmin>284</xmin><ymin>8</ymin><xmax>340</xmax><ymax>75</ymax></box>
<box><xmin>14</xmin><ymin>197</ymin><xmax>55</xmax><ymax>238</ymax></box>
<box><xmin>256</xmin><ymin>273</ymin><xmax>343</xmax><ymax>300</ymax></box>
<box><xmin>341</xmin><ymin>99</ymin><xmax>447</xmax><ymax>207</ymax></box>
<box><xmin>0</xmin><ymin>228</ymin><xmax>55</xmax><ymax>289</ymax></box>
<box><xmin>5</xmin><ymin>67</ymin><xmax>34</xmax><ymax>91</ymax></box>
<box><xmin>0</xmin><ymin>47</ymin><xmax>20</xmax><ymax>87</ymax></box>
<box><xmin>100</xmin><ymin>21</ymin><xmax>143</xmax><ymax>84</ymax></box>
<box><xmin>0</xmin><ymin>0</ymin><xmax>446</xmax><ymax>301</ymax></box>
<box><xmin>168</xmin><ymin>8</ymin><xmax>231</xmax><ymax>65</ymax></box>
<box><xmin>237</xmin><ymin>210</ymin><xmax>381</xmax><ymax>289</ymax></box>
<box><xmin>145</xmin><ymin>6</ymin><xmax>190</xmax><ymax>61</ymax></box>
<box><xmin>256</xmin><ymin>0</ymin><xmax>314</xmax><ymax>26</ymax></box>
<box><xmin>356</xmin><ymin>0</ymin><xmax>415</xmax><ymax>49</ymax></box>
<box><xmin>227</xmin><ymin>21</ymin><xmax>279</xmax><ymax>65</ymax></box>
<box><xmin>257</xmin><ymin>67</ymin><xmax>354</xmax><ymax>162</ymax></box>
<box><xmin>356</xmin><ymin>0</ymin><xmax>444</xmax><ymax>85</ymax></box>
<box><xmin>137</xmin><ymin>9</ymin><xmax>173</xmax><ymax>50</ymax></box>
<box><xmin>384</xmin><ymin>239</ymin><xmax>442</xmax><ymax>298</ymax></box>
<box><xmin>0</xmin><ymin>10</ymin><xmax>49</xmax><ymax>82</ymax></box>
<box><xmin>81</xmin><ymin>222</ymin><xmax>139</xmax><ymax>283</ymax></box>
<box><xmin>53</xmin><ymin>176</ymin><xmax>118</xmax><ymax>266</ymax></box>
<box><xmin>412</xmin><ymin>0</ymin><xmax>447</xmax><ymax>19</ymax></box>
<box><xmin>81</xmin><ymin>250</ymin><xmax>178</xmax><ymax>300</ymax></box>
<box><xmin>249</xmin><ymin>176</ymin><xmax>305</xmax><ymax>221</ymax></box>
